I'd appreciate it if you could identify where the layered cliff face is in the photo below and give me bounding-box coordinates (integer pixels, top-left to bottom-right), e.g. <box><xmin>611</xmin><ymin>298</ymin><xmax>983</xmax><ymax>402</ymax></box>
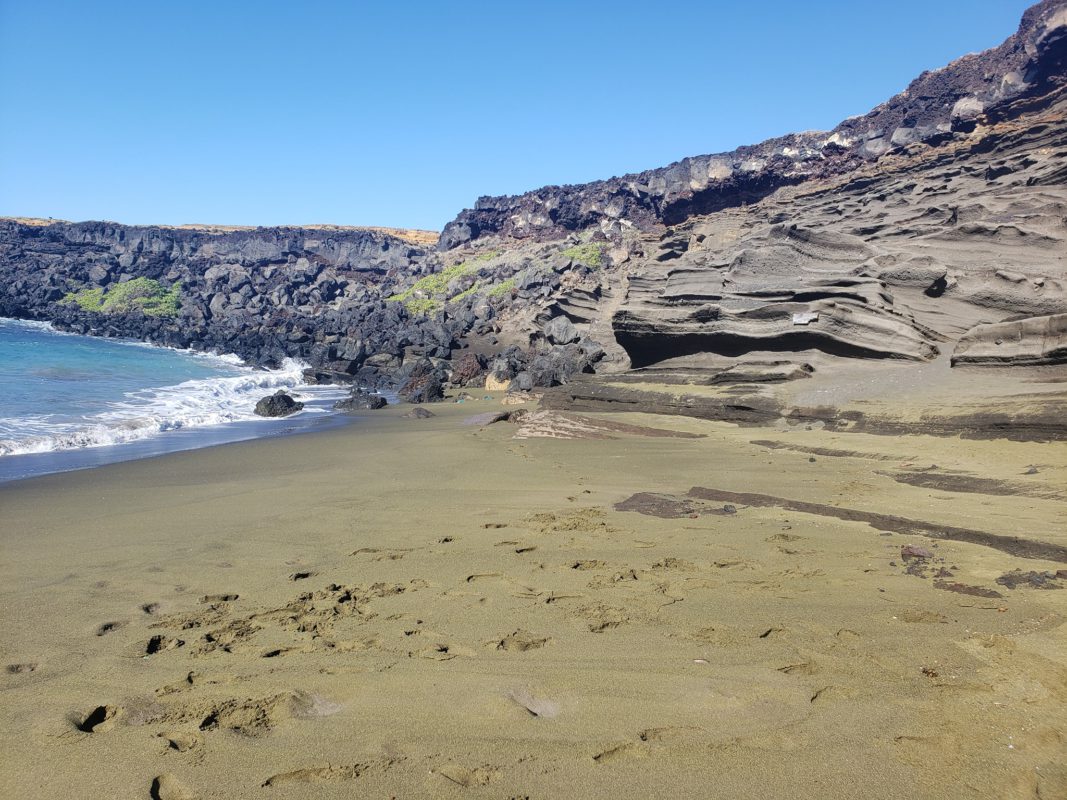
<box><xmin>0</xmin><ymin>1</ymin><xmax>1065</xmax><ymax>406</ymax></box>
<box><xmin>609</xmin><ymin>92</ymin><xmax>1067</xmax><ymax>370</ymax></box>
<box><xmin>439</xmin><ymin>0</ymin><xmax>1067</xmax><ymax>379</ymax></box>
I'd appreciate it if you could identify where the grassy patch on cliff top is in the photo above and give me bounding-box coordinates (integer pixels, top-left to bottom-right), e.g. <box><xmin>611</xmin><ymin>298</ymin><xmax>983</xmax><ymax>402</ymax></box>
<box><xmin>62</xmin><ymin>277</ymin><xmax>181</xmax><ymax>317</ymax></box>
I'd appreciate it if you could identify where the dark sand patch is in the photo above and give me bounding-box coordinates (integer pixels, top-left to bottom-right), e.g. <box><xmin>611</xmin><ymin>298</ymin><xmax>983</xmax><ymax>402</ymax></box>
<box><xmin>615</xmin><ymin>487</ymin><xmax>1067</xmax><ymax>562</ymax></box>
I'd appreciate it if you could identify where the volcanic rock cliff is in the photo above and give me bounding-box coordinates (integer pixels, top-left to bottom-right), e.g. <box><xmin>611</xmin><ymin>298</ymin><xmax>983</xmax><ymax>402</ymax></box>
<box><xmin>1</xmin><ymin>0</ymin><xmax>1065</xmax><ymax>422</ymax></box>
<box><xmin>441</xmin><ymin>0</ymin><xmax>1067</xmax><ymax>248</ymax></box>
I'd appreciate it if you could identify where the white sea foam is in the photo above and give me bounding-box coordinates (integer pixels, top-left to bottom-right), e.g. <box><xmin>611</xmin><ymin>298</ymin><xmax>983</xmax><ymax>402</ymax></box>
<box><xmin>0</xmin><ymin>358</ymin><xmax>346</xmax><ymax>457</ymax></box>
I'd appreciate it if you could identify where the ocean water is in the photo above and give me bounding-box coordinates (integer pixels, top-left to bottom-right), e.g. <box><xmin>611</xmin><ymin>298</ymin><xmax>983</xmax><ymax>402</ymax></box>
<box><xmin>0</xmin><ymin>318</ymin><xmax>350</xmax><ymax>482</ymax></box>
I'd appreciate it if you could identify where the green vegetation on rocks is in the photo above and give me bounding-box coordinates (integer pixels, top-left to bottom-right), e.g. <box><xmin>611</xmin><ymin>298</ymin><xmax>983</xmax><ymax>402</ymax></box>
<box><xmin>401</xmin><ymin>297</ymin><xmax>442</xmax><ymax>316</ymax></box>
<box><xmin>487</xmin><ymin>277</ymin><xmax>517</xmax><ymax>298</ymax></box>
<box><xmin>62</xmin><ymin>277</ymin><xmax>182</xmax><ymax>317</ymax></box>
<box><xmin>389</xmin><ymin>251</ymin><xmax>499</xmax><ymax>315</ymax></box>
<box><xmin>561</xmin><ymin>242</ymin><xmax>603</xmax><ymax>268</ymax></box>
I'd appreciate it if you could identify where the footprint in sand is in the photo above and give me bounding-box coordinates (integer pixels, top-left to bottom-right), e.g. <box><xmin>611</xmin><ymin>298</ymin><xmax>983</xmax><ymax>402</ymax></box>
<box><xmin>576</xmin><ymin>603</ymin><xmax>630</xmax><ymax>632</ymax></box>
<box><xmin>6</xmin><ymin>663</ymin><xmax>38</xmax><ymax>674</ymax></box>
<box><xmin>416</xmin><ymin>642</ymin><xmax>477</xmax><ymax>660</ymax></box>
<box><xmin>434</xmin><ymin>764</ymin><xmax>502</xmax><ymax>788</ymax></box>
<box><xmin>96</xmin><ymin>620</ymin><xmax>126</xmax><ymax>636</ymax></box>
<box><xmin>289</xmin><ymin>690</ymin><xmax>343</xmax><ymax>719</ymax></box>
<box><xmin>76</xmin><ymin>704</ymin><xmax>122</xmax><ymax>733</ymax></box>
<box><xmin>197</xmin><ymin>692</ymin><xmax>301</xmax><ymax>737</ymax></box>
<box><xmin>145</xmin><ymin>635</ymin><xmax>185</xmax><ymax>655</ymax></box>
<box><xmin>571</xmin><ymin>560</ymin><xmax>605</xmax><ymax>570</ymax></box>
<box><xmin>150</xmin><ymin>773</ymin><xmax>197</xmax><ymax>800</ymax></box>
<box><xmin>199</xmin><ymin>593</ymin><xmax>238</xmax><ymax>604</ymax></box>
<box><xmin>505</xmin><ymin>688</ymin><xmax>560</xmax><ymax>719</ymax></box>
<box><xmin>496</xmin><ymin>630</ymin><xmax>551</xmax><ymax>652</ymax></box>
<box><xmin>263</xmin><ymin>764</ymin><xmax>372</xmax><ymax>787</ymax></box>
<box><xmin>593</xmin><ymin>742</ymin><xmax>648</xmax><ymax>764</ymax></box>
<box><xmin>159</xmin><ymin>730</ymin><xmax>202</xmax><ymax>753</ymax></box>
<box><xmin>639</xmin><ymin>726</ymin><xmax>705</xmax><ymax>743</ymax></box>
<box><xmin>466</xmin><ymin>572</ymin><xmax>503</xmax><ymax>583</ymax></box>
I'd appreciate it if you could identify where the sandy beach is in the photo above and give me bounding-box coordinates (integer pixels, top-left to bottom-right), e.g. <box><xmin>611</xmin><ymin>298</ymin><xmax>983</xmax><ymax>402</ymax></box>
<box><xmin>2</xmin><ymin>393</ymin><xmax>1066</xmax><ymax>799</ymax></box>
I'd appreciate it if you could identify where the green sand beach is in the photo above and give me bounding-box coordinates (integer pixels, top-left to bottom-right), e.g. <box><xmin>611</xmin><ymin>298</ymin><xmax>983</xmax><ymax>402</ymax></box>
<box><xmin>3</xmin><ymin>394</ymin><xmax>1065</xmax><ymax>798</ymax></box>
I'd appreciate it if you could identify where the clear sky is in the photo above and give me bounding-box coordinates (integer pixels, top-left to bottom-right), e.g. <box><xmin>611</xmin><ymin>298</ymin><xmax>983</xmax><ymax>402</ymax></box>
<box><xmin>0</xmin><ymin>0</ymin><xmax>1035</xmax><ymax>231</ymax></box>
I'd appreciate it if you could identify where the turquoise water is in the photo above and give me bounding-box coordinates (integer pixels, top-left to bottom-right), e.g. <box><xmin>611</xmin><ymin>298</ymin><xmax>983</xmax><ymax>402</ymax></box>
<box><xmin>0</xmin><ymin>318</ymin><xmax>347</xmax><ymax>481</ymax></box>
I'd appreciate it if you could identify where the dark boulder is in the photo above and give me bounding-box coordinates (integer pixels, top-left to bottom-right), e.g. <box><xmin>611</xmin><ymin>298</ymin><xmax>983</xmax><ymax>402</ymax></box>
<box><xmin>396</xmin><ymin>356</ymin><xmax>447</xmax><ymax>403</ymax></box>
<box><xmin>487</xmin><ymin>345</ymin><xmax>529</xmax><ymax>383</ymax></box>
<box><xmin>254</xmin><ymin>390</ymin><xmax>304</xmax><ymax>417</ymax></box>
<box><xmin>544</xmin><ymin>316</ymin><xmax>579</xmax><ymax>345</ymax></box>
<box><xmin>334</xmin><ymin>389</ymin><xmax>387</xmax><ymax>411</ymax></box>
<box><xmin>398</xmin><ymin>372</ymin><xmax>444</xmax><ymax>404</ymax></box>
<box><xmin>450</xmin><ymin>352</ymin><xmax>486</xmax><ymax>387</ymax></box>
<box><xmin>303</xmin><ymin>367</ymin><xmax>356</xmax><ymax>385</ymax></box>
<box><xmin>508</xmin><ymin>371</ymin><xmax>535</xmax><ymax>392</ymax></box>
<box><xmin>403</xmin><ymin>407</ymin><xmax>436</xmax><ymax>419</ymax></box>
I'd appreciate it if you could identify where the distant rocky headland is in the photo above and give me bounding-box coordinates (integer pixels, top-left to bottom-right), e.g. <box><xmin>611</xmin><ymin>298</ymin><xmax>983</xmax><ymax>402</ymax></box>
<box><xmin>2</xmin><ymin>1</ymin><xmax>1064</xmax><ymax>416</ymax></box>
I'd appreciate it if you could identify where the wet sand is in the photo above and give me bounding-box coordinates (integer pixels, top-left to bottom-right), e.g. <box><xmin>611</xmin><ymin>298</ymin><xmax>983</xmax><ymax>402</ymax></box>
<box><xmin>2</xmin><ymin>395</ymin><xmax>1066</xmax><ymax>799</ymax></box>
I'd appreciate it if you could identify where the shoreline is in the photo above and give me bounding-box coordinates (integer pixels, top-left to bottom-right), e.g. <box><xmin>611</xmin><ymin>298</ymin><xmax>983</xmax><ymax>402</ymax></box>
<box><xmin>2</xmin><ymin>395</ymin><xmax>1065</xmax><ymax>798</ymax></box>
<box><xmin>0</xmin><ymin>316</ymin><xmax>358</xmax><ymax>483</ymax></box>
<box><xmin>0</xmin><ymin>407</ymin><xmax>357</xmax><ymax>484</ymax></box>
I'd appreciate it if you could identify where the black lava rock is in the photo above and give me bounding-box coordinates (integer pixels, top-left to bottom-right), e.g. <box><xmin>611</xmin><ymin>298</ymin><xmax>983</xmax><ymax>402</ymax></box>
<box><xmin>334</xmin><ymin>390</ymin><xmax>387</xmax><ymax>411</ymax></box>
<box><xmin>254</xmin><ymin>390</ymin><xmax>304</xmax><ymax>417</ymax></box>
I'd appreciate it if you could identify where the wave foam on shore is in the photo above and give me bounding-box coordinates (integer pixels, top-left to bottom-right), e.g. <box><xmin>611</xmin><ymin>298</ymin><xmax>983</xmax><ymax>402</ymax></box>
<box><xmin>0</xmin><ymin>358</ymin><xmax>344</xmax><ymax>457</ymax></box>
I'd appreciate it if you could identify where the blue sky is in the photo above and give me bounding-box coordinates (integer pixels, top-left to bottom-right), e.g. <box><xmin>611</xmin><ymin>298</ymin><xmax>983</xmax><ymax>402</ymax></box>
<box><xmin>0</xmin><ymin>1</ymin><xmax>1034</xmax><ymax>230</ymax></box>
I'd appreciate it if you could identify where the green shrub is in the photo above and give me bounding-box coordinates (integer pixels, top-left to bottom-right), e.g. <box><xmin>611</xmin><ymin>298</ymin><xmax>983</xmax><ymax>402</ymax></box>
<box><xmin>402</xmin><ymin>297</ymin><xmax>441</xmax><ymax>316</ymax></box>
<box><xmin>137</xmin><ymin>280</ymin><xmax>182</xmax><ymax>317</ymax></box>
<box><xmin>487</xmin><ymin>277</ymin><xmax>517</xmax><ymax>298</ymax></box>
<box><xmin>61</xmin><ymin>278</ymin><xmax>181</xmax><ymax>317</ymax></box>
<box><xmin>63</xmin><ymin>286</ymin><xmax>106</xmax><ymax>311</ymax></box>
<box><xmin>449</xmin><ymin>283</ymin><xmax>482</xmax><ymax>303</ymax></box>
<box><xmin>561</xmin><ymin>242</ymin><xmax>603</xmax><ymax>268</ymax></box>
<box><xmin>388</xmin><ymin>250</ymin><xmax>501</xmax><ymax>315</ymax></box>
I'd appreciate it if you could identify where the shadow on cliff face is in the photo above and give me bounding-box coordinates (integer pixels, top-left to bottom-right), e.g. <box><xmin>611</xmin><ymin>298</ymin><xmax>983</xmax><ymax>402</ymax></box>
<box><xmin>659</xmin><ymin>172</ymin><xmax>805</xmax><ymax>226</ymax></box>
<box><xmin>615</xmin><ymin>330</ymin><xmax>918</xmax><ymax>370</ymax></box>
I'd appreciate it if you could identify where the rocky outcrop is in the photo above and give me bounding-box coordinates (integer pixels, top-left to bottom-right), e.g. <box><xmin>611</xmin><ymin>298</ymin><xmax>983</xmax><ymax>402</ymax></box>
<box><xmin>440</xmin><ymin>0</ymin><xmax>1067</xmax><ymax>249</ymax></box>
<box><xmin>612</xmin><ymin>226</ymin><xmax>942</xmax><ymax>366</ymax></box>
<box><xmin>0</xmin><ymin>221</ymin><xmax>450</xmax><ymax>376</ymax></box>
<box><xmin>953</xmin><ymin>314</ymin><xmax>1067</xmax><ymax>365</ymax></box>
<box><xmin>396</xmin><ymin>359</ymin><xmax>446</xmax><ymax>404</ymax></box>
